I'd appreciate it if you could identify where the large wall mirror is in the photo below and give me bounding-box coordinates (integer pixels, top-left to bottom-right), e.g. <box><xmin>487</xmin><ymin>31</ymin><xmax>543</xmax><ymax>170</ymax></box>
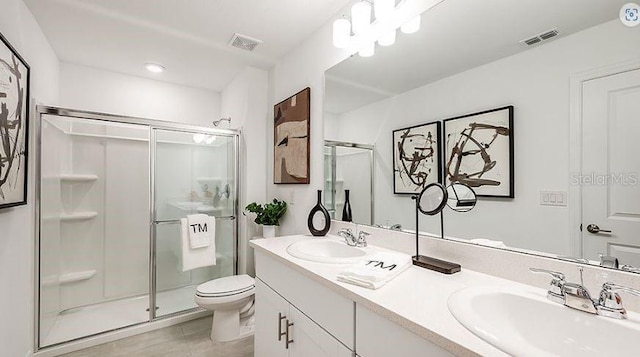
<box><xmin>323</xmin><ymin>0</ymin><xmax>640</xmax><ymax>272</ymax></box>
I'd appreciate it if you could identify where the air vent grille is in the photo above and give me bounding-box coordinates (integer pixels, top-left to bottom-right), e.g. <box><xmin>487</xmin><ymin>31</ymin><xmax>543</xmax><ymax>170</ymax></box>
<box><xmin>520</xmin><ymin>28</ymin><xmax>559</xmax><ymax>46</ymax></box>
<box><xmin>229</xmin><ymin>33</ymin><xmax>262</xmax><ymax>52</ymax></box>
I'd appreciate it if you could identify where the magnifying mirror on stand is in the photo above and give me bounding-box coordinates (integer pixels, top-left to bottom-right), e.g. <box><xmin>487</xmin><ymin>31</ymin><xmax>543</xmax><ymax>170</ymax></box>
<box><xmin>412</xmin><ymin>182</ymin><xmax>477</xmax><ymax>274</ymax></box>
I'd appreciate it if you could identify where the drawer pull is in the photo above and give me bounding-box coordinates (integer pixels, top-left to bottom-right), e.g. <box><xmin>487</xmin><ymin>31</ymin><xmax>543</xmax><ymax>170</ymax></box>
<box><xmin>285</xmin><ymin>319</ymin><xmax>294</xmax><ymax>349</ymax></box>
<box><xmin>278</xmin><ymin>313</ymin><xmax>286</xmax><ymax>341</ymax></box>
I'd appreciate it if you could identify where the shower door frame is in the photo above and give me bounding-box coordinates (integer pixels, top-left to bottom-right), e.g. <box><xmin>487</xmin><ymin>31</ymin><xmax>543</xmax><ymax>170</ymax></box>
<box><xmin>34</xmin><ymin>106</ymin><xmax>240</xmax><ymax>352</ymax></box>
<box><xmin>324</xmin><ymin>140</ymin><xmax>375</xmax><ymax>224</ymax></box>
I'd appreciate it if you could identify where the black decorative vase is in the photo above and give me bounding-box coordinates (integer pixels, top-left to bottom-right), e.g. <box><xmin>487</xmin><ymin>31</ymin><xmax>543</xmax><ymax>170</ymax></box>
<box><xmin>341</xmin><ymin>189</ymin><xmax>352</xmax><ymax>222</ymax></box>
<box><xmin>308</xmin><ymin>190</ymin><xmax>331</xmax><ymax>236</ymax></box>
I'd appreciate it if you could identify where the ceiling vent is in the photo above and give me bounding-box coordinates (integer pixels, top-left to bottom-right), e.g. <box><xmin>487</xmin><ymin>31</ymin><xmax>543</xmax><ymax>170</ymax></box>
<box><xmin>520</xmin><ymin>28</ymin><xmax>559</xmax><ymax>46</ymax></box>
<box><xmin>229</xmin><ymin>33</ymin><xmax>262</xmax><ymax>52</ymax></box>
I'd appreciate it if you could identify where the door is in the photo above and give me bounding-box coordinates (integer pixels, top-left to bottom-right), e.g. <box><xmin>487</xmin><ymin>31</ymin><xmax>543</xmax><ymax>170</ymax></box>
<box><xmin>582</xmin><ymin>68</ymin><xmax>640</xmax><ymax>267</ymax></box>
<box><xmin>289</xmin><ymin>305</ymin><xmax>353</xmax><ymax>357</ymax></box>
<box><xmin>255</xmin><ymin>278</ymin><xmax>289</xmax><ymax>357</ymax></box>
<box><xmin>152</xmin><ymin>128</ymin><xmax>237</xmax><ymax>317</ymax></box>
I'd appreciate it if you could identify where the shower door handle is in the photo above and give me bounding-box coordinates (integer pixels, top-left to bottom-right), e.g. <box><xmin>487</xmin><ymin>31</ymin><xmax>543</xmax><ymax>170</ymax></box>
<box><xmin>278</xmin><ymin>313</ymin><xmax>286</xmax><ymax>341</ymax></box>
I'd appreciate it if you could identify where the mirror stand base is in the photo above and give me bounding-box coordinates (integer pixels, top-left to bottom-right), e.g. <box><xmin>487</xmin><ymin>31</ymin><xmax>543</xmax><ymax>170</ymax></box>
<box><xmin>413</xmin><ymin>255</ymin><xmax>461</xmax><ymax>274</ymax></box>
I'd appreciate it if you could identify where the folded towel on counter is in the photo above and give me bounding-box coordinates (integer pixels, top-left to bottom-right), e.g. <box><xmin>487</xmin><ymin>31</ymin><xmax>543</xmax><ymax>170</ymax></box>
<box><xmin>337</xmin><ymin>252</ymin><xmax>412</xmax><ymax>290</ymax></box>
<box><xmin>186</xmin><ymin>214</ymin><xmax>214</xmax><ymax>249</ymax></box>
<box><xmin>181</xmin><ymin>217</ymin><xmax>216</xmax><ymax>271</ymax></box>
<box><xmin>469</xmin><ymin>238</ymin><xmax>507</xmax><ymax>249</ymax></box>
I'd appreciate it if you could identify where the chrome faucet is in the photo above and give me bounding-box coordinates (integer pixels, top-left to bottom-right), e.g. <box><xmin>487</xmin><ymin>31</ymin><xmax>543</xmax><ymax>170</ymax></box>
<box><xmin>530</xmin><ymin>267</ymin><xmax>640</xmax><ymax>319</ymax></box>
<box><xmin>337</xmin><ymin>228</ymin><xmax>368</xmax><ymax>248</ymax></box>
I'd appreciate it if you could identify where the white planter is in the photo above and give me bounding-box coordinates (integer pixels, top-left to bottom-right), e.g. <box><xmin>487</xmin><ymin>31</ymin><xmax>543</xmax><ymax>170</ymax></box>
<box><xmin>263</xmin><ymin>225</ymin><xmax>277</xmax><ymax>238</ymax></box>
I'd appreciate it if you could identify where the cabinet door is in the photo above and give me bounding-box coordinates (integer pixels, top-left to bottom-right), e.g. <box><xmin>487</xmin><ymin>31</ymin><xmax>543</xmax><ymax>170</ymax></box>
<box><xmin>255</xmin><ymin>278</ymin><xmax>289</xmax><ymax>357</ymax></box>
<box><xmin>289</xmin><ymin>304</ymin><xmax>353</xmax><ymax>357</ymax></box>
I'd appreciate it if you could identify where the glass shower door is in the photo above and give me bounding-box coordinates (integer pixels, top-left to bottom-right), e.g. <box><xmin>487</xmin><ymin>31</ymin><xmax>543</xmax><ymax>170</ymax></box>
<box><xmin>152</xmin><ymin>129</ymin><xmax>236</xmax><ymax>317</ymax></box>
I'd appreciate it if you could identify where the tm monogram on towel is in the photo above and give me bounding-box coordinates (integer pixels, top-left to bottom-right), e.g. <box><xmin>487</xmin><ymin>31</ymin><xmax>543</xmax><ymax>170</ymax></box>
<box><xmin>364</xmin><ymin>260</ymin><xmax>398</xmax><ymax>271</ymax></box>
<box><xmin>190</xmin><ymin>223</ymin><xmax>209</xmax><ymax>234</ymax></box>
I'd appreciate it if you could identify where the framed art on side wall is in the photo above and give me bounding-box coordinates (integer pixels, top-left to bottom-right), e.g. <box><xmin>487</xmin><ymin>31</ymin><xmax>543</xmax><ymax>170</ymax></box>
<box><xmin>392</xmin><ymin>121</ymin><xmax>441</xmax><ymax>194</ymax></box>
<box><xmin>0</xmin><ymin>32</ymin><xmax>30</xmax><ymax>209</ymax></box>
<box><xmin>274</xmin><ymin>87</ymin><xmax>310</xmax><ymax>184</ymax></box>
<box><xmin>443</xmin><ymin>106</ymin><xmax>514</xmax><ymax>198</ymax></box>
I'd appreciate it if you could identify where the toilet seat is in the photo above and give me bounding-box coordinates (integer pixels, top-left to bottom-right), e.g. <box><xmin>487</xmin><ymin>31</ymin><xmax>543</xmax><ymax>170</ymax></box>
<box><xmin>196</xmin><ymin>274</ymin><xmax>255</xmax><ymax>298</ymax></box>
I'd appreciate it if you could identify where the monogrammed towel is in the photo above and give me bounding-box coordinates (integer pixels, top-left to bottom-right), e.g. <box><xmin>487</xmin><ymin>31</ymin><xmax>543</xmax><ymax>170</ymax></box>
<box><xmin>337</xmin><ymin>252</ymin><xmax>411</xmax><ymax>289</ymax></box>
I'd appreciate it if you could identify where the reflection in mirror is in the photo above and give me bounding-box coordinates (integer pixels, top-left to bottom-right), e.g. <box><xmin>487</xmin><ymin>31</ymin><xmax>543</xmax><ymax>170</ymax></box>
<box><xmin>323</xmin><ymin>0</ymin><xmax>640</xmax><ymax>272</ymax></box>
<box><xmin>446</xmin><ymin>184</ymin><xmax>477</xmax><ymax>213</ymax></box>
<box><xmin>324</xmin><ymin>141</ymin><xmax>374</xmax><ymax>225</ymax></box>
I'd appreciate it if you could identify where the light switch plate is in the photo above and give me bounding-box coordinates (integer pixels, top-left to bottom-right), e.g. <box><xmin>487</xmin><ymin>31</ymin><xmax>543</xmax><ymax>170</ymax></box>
<box><xmin>540</xmin><ymin>190</ymin><xmax>567</xmax><ymax>206</ymax></box>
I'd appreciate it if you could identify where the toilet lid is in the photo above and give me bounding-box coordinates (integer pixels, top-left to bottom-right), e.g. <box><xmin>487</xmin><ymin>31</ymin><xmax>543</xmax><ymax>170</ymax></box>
<box><xmin>196</xmin><ymin>274</ymin><xmax>255</xmax><ymax>297</ymax></box>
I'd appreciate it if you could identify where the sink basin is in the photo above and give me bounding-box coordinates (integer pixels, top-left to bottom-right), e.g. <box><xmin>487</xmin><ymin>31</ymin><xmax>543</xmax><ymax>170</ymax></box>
<box><xmin>286</xmin><ymin>238</ymin><xmax>367</xmax><ymax>264</ymax></box>
<box><xmin>448</xmin><ymin>286</ymin><xmax>640</xmax><ymax>356</ymax></box>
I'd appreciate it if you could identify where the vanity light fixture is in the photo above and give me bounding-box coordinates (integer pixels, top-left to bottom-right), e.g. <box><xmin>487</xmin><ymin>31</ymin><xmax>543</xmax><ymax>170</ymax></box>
<box><xmin>351</xmin><ymin>1</ymin><xmax>372</xmax><ymax>35</ymax></box>
<box><xmin>332</xmin><ymin>0</ymin><xmax>423</xmax><ymax>56</ymax></box>
<box><xmin>144</xmin><ymin>63</ymin><xmax>165</xmax><ymax>73</ymax></box>
<box><xmin>333</xmin><ymin>17</ymin><xmax>351</xmax><ymax>48</ymax></box>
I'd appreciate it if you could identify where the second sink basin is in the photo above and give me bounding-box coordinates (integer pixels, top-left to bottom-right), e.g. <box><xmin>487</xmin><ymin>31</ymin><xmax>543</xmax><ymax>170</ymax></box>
<box><xmin>286</xmin><ymin>238</ymin><xmax>367</xmax><ymax>264</ymax></box>
<box><xmin>448</xmin><ymin>286</ymin><xmax>640</xmax><ymax>356</ymax></box>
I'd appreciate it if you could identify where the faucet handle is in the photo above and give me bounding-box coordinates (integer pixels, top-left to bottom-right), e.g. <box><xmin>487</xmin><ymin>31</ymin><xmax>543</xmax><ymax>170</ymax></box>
<box><xmin>357</xmin><ymin>231</ymin><xmax>370</xmax><ymax>247</ymax></box>
<box><xmin>597</xmin><ymin>282</ymin><xmax>640</xmax><ymax>319</ymax></box>
<box><xmin>529</xmin><ymin>268</ymin><xmax>566</xmax><ymax>303</ymax></box>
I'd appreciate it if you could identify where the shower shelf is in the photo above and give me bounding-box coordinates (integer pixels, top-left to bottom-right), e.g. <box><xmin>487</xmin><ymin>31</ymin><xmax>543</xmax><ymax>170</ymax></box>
<box><xmin>60</xmin><ymin>212</ymin><xmax>98</xmax><ymax>221</ymax></box>
<box><xmin>59</xmin><ymin>270</ymin><xmax>97</xmax><ymax>284</ymax></box>
<box><xmin>60</xmin><ymin>174</ymin><xmax>98</xmax><ymax>183</ymax></box>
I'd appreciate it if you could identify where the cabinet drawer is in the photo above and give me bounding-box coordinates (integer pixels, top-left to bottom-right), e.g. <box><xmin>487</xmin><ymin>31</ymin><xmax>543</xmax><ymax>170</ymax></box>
<box><xmin>356</xmin><ymin>304</ymin><xmax>453</xmax><ymax>357</ymax></box>
<box><xmin>255</xmin><ymin>251</ymin><xmax>355</xmax><ymax>349</ymax></box>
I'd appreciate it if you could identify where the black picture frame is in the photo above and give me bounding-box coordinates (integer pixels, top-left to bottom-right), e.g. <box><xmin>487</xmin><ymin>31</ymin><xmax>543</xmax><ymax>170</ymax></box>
<box><xmin>392</xmin><ymin>121</ymin><xmax>442</xmax><ymax>195</ymax></box>
<box><xmin>0</xmin><ymin>31</ymin><xmax>30</xmax><ymax>210</ymax></box>
<box><xmin>443</xmin><ymin>106</ymin><xmax>514</xmax><ymax>198</ymax></box>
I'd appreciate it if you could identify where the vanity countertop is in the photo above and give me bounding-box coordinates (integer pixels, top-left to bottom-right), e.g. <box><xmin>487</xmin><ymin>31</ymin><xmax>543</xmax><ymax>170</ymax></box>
<box><xmin>249</xmin><ymin>234</ymin><xmax>551</xmax><ymax>357</ymax></box>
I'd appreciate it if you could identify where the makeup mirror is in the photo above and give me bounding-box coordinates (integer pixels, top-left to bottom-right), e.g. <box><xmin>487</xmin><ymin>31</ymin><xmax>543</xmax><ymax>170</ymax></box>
<box><xmin>416</xmin><ymin>183</ymin><xmax>447</xmax><ymax>216</ymax></box>
<box><xmin>446</xmin><ymin>184</ymin><xmax>477</xmax><ymax>213</ymax></box>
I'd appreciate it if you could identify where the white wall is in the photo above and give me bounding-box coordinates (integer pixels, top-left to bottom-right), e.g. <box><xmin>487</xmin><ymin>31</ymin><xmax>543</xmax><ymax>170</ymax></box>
<box><xmin>0</xmin><ymin>0</ymin><xmax>60</xmax><ymax>355</ymax></box>
<box><xmin>327</xmin><ymin>20</ymin><xmax>640</xmax><ymax>256</ymax></box>
<box><xmin>220</xmin><ymin>66</ymin><xmax>269</xmax><ymax>276</ymax></box>
<box><xmin>59</xmin><ymin>62</ymin><xmax>221</xmax><ymax>126</ymax></box>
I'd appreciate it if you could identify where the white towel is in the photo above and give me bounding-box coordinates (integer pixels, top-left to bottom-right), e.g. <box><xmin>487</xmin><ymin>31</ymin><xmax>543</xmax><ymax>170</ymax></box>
<box><xmin>187</xmin><ymin>214</ymin><xmax>214</xmax><ymax>249</ymax></box>
<box><xmin>181</xmin><ymin>217</ymin><xmax>217</xmax><ymax>272</ymax></box>
<box><xmin>337</xmin><ymin>252</ymin><xmax>412</xmax><ymax>290</ymax></box>
<box><xmin>469</xmin><ymin>238</ymin><xmax>507</xmax><ymax>249</ymax></box>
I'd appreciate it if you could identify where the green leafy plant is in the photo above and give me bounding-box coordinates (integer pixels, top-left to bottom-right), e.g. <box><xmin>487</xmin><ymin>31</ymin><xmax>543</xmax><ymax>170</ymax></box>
<box><xmin>245</xmin><ymin>199</ymin><xmax>287</xmax><ymax>226</ymax></box>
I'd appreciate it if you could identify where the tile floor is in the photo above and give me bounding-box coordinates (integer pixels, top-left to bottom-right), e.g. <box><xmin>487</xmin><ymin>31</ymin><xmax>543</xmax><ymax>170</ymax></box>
<box><xmin>61</xmin><ymin>316</ymin><xmax>254</xmax><ymax>357</ymax></box>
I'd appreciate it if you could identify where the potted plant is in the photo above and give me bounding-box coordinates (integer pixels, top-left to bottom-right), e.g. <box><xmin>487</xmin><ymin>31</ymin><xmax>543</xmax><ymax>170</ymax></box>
<box><xmin>245</xmin><ymin>199</ymin><xmax>287</xmax><ymax>238</ymax></box>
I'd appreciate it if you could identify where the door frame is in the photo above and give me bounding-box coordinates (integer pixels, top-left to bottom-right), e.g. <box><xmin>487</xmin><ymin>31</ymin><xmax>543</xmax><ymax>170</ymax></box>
<box><xmin>569</xmin><ymin>58</ymin><xmax>640</xmax><ymax>258</ymax></box>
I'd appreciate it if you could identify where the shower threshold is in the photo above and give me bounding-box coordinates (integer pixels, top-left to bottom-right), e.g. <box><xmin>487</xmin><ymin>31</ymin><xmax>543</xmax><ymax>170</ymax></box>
<box><xmin>41</xmin><ymin>285</ymin><xmax>200</xmax><ymax>347</ymax></box>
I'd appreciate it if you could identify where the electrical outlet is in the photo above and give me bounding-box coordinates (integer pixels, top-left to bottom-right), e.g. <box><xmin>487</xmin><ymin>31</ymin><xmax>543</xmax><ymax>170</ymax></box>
<box><xmin>540</xmin><ymin>190</ymin><xmax>567</xmax><ymax>206</ymax></box>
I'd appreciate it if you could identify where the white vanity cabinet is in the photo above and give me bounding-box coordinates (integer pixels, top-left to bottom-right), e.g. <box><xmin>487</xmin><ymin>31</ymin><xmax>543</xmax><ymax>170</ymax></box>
<box><xmin>255</xmin><ymin>251</ymin><xmax>355</xmax><ymax>357</ymax></box>
<box><xmin>355</xmin><ymin>304</ymin><xmax>453</xmax><ymax>357</ymax></box>
<box><xmin>255</xmin><ymin>278</ymin><xmax>353</xmax><ymax>357</ymax></box>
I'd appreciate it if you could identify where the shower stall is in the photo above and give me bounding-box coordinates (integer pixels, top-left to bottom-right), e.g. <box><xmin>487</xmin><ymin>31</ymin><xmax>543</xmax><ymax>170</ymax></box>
<box><xmin>35</xmin><ymin>107</ymin><xmax>239</xmax><ymax>350</ymax></box>
<box><xmin>323</xmin><ymin>140</ymin><xmax>374</xmax><ymax>225</ymax></box>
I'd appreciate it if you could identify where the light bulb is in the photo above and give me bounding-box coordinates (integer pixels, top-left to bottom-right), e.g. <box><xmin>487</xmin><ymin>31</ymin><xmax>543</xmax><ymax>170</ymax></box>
<box><xmin>401</xmin><ymin>15</ymin><xmax>421</xmax><ymax>34</ymax></box>
<box><xmin>378</xmin><ymin>29</ymin><xmax>396</xmax><ymax>46</ymax></box>
<box><xmin>374</xmin><ymin>0</ymin><xmax>394</xmax><ymax>21</ymax></box>
<box><xmin>351</xmin><ymin>1</ymin><xmax>372</xmax><ymax>35</ymax></box>
<box><xmin>204</xmin><ymin>135</ymin><xmax>216</xmax><ymax>144</ymax></box>
<box><xmin>359</xmin><ymin>42</ymin><xmax>375</xmax><ymax>57</ymax></box>
<box><xmin>332</xmin><ymin>18</ymin><xmax>351</xmax><ymax>49</ymax></box>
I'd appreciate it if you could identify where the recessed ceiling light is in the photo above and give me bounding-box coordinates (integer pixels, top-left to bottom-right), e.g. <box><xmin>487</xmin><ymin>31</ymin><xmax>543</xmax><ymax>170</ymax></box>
<box><xmin>145</xmin><ymin>63</ymin><xmax>165</xmax><ymax>73</ymax></box>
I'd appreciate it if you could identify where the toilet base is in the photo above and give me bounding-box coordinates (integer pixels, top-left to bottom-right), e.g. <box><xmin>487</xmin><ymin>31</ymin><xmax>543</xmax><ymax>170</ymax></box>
<box><xmin>210</xmin><ymin>311</ymin><xmax>255</xmax><ymax>342</ymax></box>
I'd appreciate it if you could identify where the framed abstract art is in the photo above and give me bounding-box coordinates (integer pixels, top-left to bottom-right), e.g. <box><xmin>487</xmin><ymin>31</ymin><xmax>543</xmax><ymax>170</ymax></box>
<box><xmin>392</xmin><ymin>121</ymin><xmax>441</xmax><ymax>194</ymax></box>
<box><xmin>274</xmin><ymin>87</ymin><xmax>310</xmax><ymax>184</ymax></box>
<box><xmin>443</xmin><ymin>106</ymin><xmax>514</xmax><ymax>198</ymax></box>
<box><xmin>0</xmin><ymin>31</ymin><xmax>30</xmax><ymax>209</ymax></box>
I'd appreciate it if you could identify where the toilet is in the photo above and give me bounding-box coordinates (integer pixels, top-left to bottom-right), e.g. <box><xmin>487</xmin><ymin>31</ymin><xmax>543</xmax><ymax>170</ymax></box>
<box><xmin>194</xmin><ymin>274</ymin><xmax>256</xmax><ymax>342</ymax></box>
